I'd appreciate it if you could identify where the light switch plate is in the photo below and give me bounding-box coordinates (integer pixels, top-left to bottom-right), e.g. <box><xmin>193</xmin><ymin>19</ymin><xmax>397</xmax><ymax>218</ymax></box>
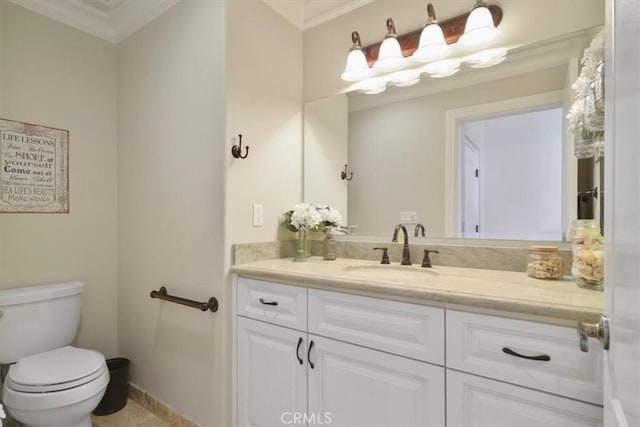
<box><xmin>253</xmin><ymin>204</ymin><xmax>263</xmax><ymax>227</ymax></box>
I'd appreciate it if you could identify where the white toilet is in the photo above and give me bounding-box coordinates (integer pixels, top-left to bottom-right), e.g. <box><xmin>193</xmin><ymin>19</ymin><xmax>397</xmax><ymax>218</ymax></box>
<box><xmin>0</xmin><ymin>282</ymin><xmax>109</xmax><ymax>427</ymax></box>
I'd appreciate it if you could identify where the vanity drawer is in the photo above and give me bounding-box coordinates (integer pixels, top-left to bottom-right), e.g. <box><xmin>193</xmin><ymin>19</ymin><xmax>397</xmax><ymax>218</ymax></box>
<box><xmin>237</xmin><ymin>278</ymin><xmax>307</xmax><ymax>331</ymax></box>
<box><xmin>308</xmin><ymin>289</ymin><xmax>445</xmax><ymax>365</ymax></box>
<box><xmin>446</xmin><ymin>310</ymin><xmax>603</xmax><ymax>405</ymax></box>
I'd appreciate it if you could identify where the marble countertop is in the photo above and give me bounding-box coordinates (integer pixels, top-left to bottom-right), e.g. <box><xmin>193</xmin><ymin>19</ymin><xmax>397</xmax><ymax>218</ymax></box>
<box><xmin>231</xmin><ymin>257</ymin><xmax>603</xmax><ymax>324</ymax></box>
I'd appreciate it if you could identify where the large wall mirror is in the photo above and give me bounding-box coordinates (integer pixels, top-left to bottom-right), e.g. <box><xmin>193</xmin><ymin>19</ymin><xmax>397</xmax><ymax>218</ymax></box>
<box><xmin>304</xmin><ymin>1</ymin><xmax>604</xmax><ymax>243</ymax></box>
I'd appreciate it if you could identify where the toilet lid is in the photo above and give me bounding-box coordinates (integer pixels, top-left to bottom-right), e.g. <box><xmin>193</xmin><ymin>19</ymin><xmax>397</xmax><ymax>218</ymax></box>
<box><xmin>7</xmin><ymin>346</ymin><xmax>107</xmax><ymax>393</ymax></box>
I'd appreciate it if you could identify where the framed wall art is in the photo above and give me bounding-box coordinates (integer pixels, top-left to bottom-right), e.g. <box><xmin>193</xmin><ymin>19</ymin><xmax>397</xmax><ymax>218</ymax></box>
<box><xmin>0</xmin><ymin>118</ymin><xmax>69</xmax><ymax>213</ymax></box>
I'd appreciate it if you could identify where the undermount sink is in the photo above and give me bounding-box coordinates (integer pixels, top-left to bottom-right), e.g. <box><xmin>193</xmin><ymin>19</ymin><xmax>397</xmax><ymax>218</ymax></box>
<box><xmin>342</xmin><ymin>264</ymin><xmax>440</xmax><ymax>282</ymax></box>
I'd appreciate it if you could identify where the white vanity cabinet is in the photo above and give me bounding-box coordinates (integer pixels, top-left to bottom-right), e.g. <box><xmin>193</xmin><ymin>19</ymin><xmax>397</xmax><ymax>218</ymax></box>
<box><xmin>236</xmin><ymin>277</ymin><xmax>603</xmax><ymax>427</ymax></box>
<box><xmin>237</xmin><ymin>278</ymin><xmax>446</xmax><ymax>427</ymax></box>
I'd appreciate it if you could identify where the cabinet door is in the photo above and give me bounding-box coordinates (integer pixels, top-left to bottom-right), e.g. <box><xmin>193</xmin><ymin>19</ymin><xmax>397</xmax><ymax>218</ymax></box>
<box><xmin>308</xmin><ymin>334</ymin><xmax>445</xmax><ymax>427</ymax></box>
<box><xmin>237</xmin><ymin>317</ymin><xmax>307</xmax><ymax>427</ymax></box>
<box><xmin>447</xmin><ymin>370</ymin><xmax>603</xmax><ymax>427</ymax></box>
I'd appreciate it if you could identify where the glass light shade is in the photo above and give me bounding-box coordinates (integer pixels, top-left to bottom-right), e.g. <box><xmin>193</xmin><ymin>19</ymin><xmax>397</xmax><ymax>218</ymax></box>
<box><xmin>356</xmin><ymin>77</ymin><xmax>387</xmax><ymax>94</ymax></box>
<box><xmin>465</xmin><ymin>48</ymin><xmax>507</xmax><ymax>68</ymax></box>
<box><xmin>425</xmin><ymin>59</ymin><xmax>460</xmax><ymax>76</ymax></box>
<box><xmin>411</xmin><ymin>23</ymin><xmax>451</xmax><ymax>63</ymax></box>
<box><xmin>388</xmin><ymin>69</ymin><xmax>421</xmax><ymax>85</ymax></box>
<box><xmin>394</xmin><ymin>78</ymin><xmax>421</xmax><ymax>87</ymax></box>
<box><xmin>458</xmin><ymin>6</ymin><xmax>501</xmax><ymax>50</ymax></box>
<box><xmin>364</xmin><ymin>86</ymin><xmax>387</xmax><ymax>95</ymax></box>
<box><xmin>373</xmin><ymin>37</ymin><xmax>405</xmax><ymax>73</ymax></box>
<box><xmin>341</xmin><ymin>48</ymin><xmax>372</xmax><ymax>81</ymax></box>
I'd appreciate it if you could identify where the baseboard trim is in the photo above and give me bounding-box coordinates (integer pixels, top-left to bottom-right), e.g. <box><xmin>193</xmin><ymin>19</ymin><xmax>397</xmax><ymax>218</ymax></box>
<box><xmin>128</xmin><ymin>383</ymin><xmax>198</xmax><ymax>427</ymax></box>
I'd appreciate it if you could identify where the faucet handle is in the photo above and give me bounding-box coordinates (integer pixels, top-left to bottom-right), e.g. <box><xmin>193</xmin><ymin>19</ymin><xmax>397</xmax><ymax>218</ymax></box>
<box><xmin>373</xmin><ymin>247</ymin><xmax>390</xmax><ymax>264</ymax></box>
<box><xmin>421</xmin><ymin>249</ymin><xmax>439</xmax><ymax>268</ymax></box>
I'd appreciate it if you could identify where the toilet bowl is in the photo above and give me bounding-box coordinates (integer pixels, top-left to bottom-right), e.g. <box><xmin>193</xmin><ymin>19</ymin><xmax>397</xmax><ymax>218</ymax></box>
<box><xmin>2</xmin><ymin>346</ymin><xmax>109</xmax><ymax>427</ymax></box>
<box><xmin>0</xmin><ymin>283</ymin><xmax>110</xmax><ymax>427</ymax></box>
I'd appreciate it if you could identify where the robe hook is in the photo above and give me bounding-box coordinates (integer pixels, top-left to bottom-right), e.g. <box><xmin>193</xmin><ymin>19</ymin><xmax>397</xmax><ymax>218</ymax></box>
<box><xmin>231</xmin><ymin>134</ymin><xmax>249</xmax><ymax>159</ymax></box>
<box><xmin>341</xmin><ymin>164</ymin><xmax>354</xmax><ymax>181</ymax></box>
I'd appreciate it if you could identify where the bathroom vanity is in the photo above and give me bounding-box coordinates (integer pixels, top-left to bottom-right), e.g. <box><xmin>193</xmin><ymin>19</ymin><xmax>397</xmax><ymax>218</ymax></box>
<box><xmin>232</xmin><ymin>258</ymin><xmax>604</xmax><ymax>427</ymax></box>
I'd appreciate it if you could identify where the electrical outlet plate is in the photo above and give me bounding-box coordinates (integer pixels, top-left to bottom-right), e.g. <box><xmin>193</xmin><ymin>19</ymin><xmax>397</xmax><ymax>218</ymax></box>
<box><xmin>253</xmin><ymin>204</ymin><xmax>263</xmax><ymax>227</ymax></box>
<box><xmin>400</xmin><ymin>211</ymin><xmax>417</xmax><ymax>223</ymax></box>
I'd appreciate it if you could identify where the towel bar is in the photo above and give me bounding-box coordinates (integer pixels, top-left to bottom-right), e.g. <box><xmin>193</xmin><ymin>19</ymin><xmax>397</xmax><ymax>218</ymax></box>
<box><xmin>150</xmin><ymin>286</ymin><xmax>219</xmax><ymax>312</ymax></box>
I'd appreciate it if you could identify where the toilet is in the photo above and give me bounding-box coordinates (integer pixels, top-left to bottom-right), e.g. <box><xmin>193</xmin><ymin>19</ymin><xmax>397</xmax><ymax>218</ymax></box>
<box><xmin>0</xmin><ymin>282</ymin><xmax>109</xmax><ymax>427</ymax></box>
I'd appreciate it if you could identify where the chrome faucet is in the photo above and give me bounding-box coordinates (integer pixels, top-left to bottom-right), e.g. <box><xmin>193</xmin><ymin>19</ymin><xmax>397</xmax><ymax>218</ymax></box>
<box><xmin>392</xmin><ymin>224</ymin><xmax>412</xmax><ymax>265</ymax></box>
<box><xmin>414</xmin><ymin>223</ymin><xmax>426</xmax><ymax>237</ymax></box>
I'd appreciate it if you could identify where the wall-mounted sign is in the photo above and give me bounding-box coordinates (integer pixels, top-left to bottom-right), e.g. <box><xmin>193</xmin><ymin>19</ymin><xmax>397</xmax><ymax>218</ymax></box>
<box><xmin>0</xmin><ymin>118</ymin><xmax>69</xmax><ymax>213</ymax></box>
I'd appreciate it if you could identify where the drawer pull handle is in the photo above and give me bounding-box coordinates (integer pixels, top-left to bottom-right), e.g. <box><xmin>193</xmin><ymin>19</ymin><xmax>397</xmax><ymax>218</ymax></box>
<box><xmin>503</xmin><ymin>347</ymin><xmax>551</xmax><ymax>361</ymax></box>
<box><xmin>259</xmin><ymin>298</ymin><xmax>278</xmax><ymax>306</ymax></box>
<box><xmin>296</xmin><ymin>337</ymin><xmax>304</xmax><ymax>365</ymax></box>
<box><xmin>308</xmin><ymin>340</ymin><xmax>315</xmax><ymax>369</ymax></box>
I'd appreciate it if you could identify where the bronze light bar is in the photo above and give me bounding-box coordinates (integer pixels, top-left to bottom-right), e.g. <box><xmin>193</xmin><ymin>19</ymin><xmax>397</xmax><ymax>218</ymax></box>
<box><xmin>362</xmin><ymin>5</ymin><xmax>503</xmax><ymax>66</ymax></box>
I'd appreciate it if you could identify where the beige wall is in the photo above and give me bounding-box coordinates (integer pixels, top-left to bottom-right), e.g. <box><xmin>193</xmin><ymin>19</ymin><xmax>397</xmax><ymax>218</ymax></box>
<box><xmin>225</xmin><ymin>0</ymin><xmax>303</xmax><ymax>245</ymax></box>
<box><xmin>0</xmin><ymin>2</ymin><xmax>118</xmax><ymax>357</ymax></box>
<box><xmin>117</xmin><ymin>1</ymin><xmax>227</xmax><ymax>425</ymax></box>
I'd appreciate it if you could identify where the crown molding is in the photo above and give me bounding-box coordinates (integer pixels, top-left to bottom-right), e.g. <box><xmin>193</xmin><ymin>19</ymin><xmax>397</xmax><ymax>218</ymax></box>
<box><xmin>304</xmin><ymin>0</ymin><xmax>375</xmax><ymax>30</ymax></box>
<box><xmin>8</xmin><ymin>0</ymin><xmax>180</xmax><ymax>44</ymax></box>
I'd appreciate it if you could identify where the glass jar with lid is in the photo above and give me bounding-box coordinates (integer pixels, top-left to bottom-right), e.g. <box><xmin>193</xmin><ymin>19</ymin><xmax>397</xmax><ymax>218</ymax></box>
<box><xmin>526</xmin><ymin>246</ymin><xmax>563</xmax><ymax>280</ymax></box>
<box><xmin>570</xmin><ymin>219</ymin><xmax>604</xmax><ymax>290</ymax></box>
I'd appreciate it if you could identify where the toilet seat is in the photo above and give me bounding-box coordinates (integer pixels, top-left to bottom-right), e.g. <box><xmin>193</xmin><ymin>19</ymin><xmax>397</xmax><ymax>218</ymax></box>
<box><xmin>6</xmin><ymin>346</ymin><xmax>106</xmax><ymax>393</ymax></box>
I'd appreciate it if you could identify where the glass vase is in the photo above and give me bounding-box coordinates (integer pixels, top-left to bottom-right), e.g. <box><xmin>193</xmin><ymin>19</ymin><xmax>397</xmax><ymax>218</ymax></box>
<box><xmin>293</xmin><ymin>229</ymin><xmax>307</xmax><ymax>262</ymax></box>
<box><xmin>570</xmin><ymin>220</ymin><xmax>604</xmax><ymax>291</ymax></box>
<box><xmin>322</xmin><ymin>228</ymin><xmax>337</xmax><ymax>261</ymax></box>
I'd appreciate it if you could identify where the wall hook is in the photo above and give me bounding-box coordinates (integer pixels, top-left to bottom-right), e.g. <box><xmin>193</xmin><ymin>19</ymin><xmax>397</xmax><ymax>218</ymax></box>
<box><xmin>231</xmin><ymin>134</ymin><xmax>249</xmax><ymax>159</ymax></box>
<box><xmin>341</xmin><ymin>164</ymin><xmax>354</xmax><ymax>181</ymax></box>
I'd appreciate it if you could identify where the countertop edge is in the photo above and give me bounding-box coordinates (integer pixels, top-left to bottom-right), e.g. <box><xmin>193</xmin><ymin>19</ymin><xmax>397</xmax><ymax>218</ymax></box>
<box><xmin>231</xmin><ymin>264</ymin><xmax>602</xmax><ymax>325</ymax></box>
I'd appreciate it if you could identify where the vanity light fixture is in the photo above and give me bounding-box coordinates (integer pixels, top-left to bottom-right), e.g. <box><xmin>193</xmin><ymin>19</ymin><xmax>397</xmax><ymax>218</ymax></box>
<box><xmin>340</xmin><ymin>2</ymin><xmax>504</xmax><ymax>94</ymax></box>
<box><xmin>341</xmin><ymin>31</ymin><xmax>372</xmax><ymax>82</ymax></box>
<box><xmin>372</xmin><ymin>18</ymin><xmax>405</xmax><ymax>73</ymax></box>
<box><xmin>458</xmin><ymin>0</ymin><xmax>502</xmax><ymax>50</ymax></box>
<box><xmin>411</xmin><ymin>3</ymin><xmax>451</xmax><ymax>63</ymax></box>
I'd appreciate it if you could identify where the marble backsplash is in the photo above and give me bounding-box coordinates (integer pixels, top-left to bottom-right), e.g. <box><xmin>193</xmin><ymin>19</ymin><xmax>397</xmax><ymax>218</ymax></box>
<box><xmin>233</xmin><ymin>239</ymin><xmax>573</xmax><ymax>276</ymax></box>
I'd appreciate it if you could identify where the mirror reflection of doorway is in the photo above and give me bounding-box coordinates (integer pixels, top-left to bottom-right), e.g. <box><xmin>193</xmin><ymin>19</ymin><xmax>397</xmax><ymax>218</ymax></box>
<box><xmin>459</xmin><ymin>107</ymin><xmax>564</xmax><ymax>240</ymax></box>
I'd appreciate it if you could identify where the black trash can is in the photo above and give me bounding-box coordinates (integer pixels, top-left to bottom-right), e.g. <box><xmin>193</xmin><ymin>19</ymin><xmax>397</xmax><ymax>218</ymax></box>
<box><xmin>93</xmin><ymin>358</ymin><xmax>130</xmax><ymax>416</ymax></box>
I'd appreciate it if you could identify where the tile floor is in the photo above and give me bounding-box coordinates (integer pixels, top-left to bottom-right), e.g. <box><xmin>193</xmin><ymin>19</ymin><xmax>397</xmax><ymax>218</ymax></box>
<box><xmin>92</xmin><ymin>399</ymin><xmax>170</xmax><ymax>427</ymax></box>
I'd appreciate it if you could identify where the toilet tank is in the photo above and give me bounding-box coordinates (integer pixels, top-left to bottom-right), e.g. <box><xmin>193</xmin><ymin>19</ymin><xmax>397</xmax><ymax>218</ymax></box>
<box><xmin>0</xmin><ymin>282</ymin><xmax>84</xmax><ymax>363</ymax></box>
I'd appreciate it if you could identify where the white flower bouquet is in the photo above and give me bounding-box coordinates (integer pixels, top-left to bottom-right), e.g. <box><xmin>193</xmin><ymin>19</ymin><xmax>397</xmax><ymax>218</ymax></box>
<box><xmin>283</xmin><ymin>203</ymin><xmax>343</xmax><ymax>262</ymax></box>
<box><xmin>282</xmin><ymin>203</ymin><xmax>342</xmax><ymax>233</ymax></box>
<box><xmin>315</xmin><ymin>205</ymin><xmax>343</xmax><ymax>233</ymax></box>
